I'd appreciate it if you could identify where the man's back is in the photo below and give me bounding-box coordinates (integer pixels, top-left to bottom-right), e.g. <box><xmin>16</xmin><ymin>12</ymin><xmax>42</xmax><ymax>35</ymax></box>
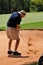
<box><xmin>7</xmin><ymin>12</ymin><xmax>21</xmax><ymax>28</ymax></box>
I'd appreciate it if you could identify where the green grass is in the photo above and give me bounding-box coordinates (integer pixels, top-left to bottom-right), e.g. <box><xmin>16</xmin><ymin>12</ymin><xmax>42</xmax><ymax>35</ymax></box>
<box><xmin>0</xmin><ymin>21</ymin><xmax>43</xmax><ymax>31</ymax></box>
<box><xmin>0</xmin><ymin>14</ymin><xmax>11</xmax><ymax>26</ymax></box>
<box><xmin>21</xmin><ymin>12</ymin><xmax>43</xmax><ymax>24</ymax></box>
<box><xmin>0</xmin><ymin>12</ymin><xmax>43</xmax><ymax>30</ymax></box>
<box><xmin>0</xmin><ymin>26</ymin><xmax>6</xmax><ymax>31</ymax></box>
<box><xmin>20</xmin><ymin>21</ymin><xmax>43</xmax><ymax>29</ymax></box>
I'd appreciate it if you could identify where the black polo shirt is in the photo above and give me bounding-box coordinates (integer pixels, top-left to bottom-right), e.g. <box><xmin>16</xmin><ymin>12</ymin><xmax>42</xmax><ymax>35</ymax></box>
<box><xmin>7</xmin><ymin>12</ymin><xmax>21</xmax><ymax>28</ymax></box>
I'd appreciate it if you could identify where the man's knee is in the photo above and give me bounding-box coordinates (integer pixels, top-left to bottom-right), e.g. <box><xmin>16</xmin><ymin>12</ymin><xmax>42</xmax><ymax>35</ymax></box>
<box><xmin>17</xmin><ymin>38</ymin><xmax>20</xmax><ymax>42</ymax></box>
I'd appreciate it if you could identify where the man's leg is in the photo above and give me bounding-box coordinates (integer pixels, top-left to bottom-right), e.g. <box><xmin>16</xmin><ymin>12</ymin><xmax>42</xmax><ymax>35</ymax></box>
<box><xmin>8</xmin><ymin>39</ymin><xmax>12</xmax><ymax>54</ymax></box>
<box><xmin>13</xmin><ymin>39</ymin><xmax>21</xmax><ymax>55</ymax></box>
<box><xmin>15</xmin><ymin>39</ymin><xmax>20</xmax><ymax>51</ymax></box>
<box><xmin>8</xmin><ymin>39</ymin><xmax>12</xmax><ymax>51</ymax></box>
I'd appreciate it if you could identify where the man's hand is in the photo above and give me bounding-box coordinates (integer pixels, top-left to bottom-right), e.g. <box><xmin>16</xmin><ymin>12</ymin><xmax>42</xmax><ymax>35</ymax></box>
<box><xmin>16</xmin><ymin>24</ymin><xmax>20</xmax><ymax>31</ymax></box>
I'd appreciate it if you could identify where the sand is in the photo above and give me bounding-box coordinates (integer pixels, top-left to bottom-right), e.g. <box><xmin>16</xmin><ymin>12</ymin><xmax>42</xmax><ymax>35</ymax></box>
<box><xmin>0</xmin><ymin>30</ymin><xmax>43</xmax><ymax>65</ymax></box>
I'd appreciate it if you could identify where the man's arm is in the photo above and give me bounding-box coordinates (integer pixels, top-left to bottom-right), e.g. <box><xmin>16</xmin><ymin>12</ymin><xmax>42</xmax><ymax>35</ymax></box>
<box><xmin>15</xmin><ymin>24</ymin><xmax>20</xmax><ymax>31</ymax></box>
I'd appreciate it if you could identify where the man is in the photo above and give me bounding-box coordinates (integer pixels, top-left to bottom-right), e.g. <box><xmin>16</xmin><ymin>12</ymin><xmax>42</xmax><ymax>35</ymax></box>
<box><xmin>6</xmin><ymin>10</ymin><xmax>26</xmax><ymax>55</ymax></box>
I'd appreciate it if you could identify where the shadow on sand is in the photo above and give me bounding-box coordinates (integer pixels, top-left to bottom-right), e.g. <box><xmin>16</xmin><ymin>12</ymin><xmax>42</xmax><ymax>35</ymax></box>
<box><xmin>8</xmin><ymin>54</ymin><xmax>29</xmax><ymax>58</ymax></box>
<box><xmin>22</xmin><ymin>61</ymin><xmax>38</xmax><ymax>65</ymax></box>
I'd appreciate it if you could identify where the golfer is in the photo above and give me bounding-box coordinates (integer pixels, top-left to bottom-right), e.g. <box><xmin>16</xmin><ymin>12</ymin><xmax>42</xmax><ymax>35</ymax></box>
<box><xmin>6</xmin><ymin>10</ymin><xmax>26</xmax><ymax>55</ymax></box>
